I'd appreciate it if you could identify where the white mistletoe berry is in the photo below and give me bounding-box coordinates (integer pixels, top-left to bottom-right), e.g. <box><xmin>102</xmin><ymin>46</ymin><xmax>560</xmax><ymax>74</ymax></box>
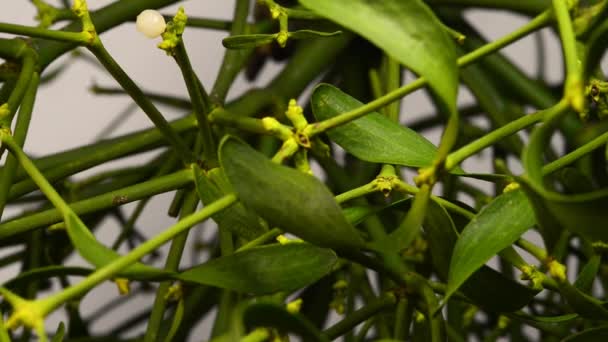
<box><xmin>136</xmin><ymin>9</ymin><xmax>166</xmax><ymax>38</ymax></box>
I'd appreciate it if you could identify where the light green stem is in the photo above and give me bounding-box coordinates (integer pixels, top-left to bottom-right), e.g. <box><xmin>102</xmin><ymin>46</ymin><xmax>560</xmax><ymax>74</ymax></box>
<box><xmin>37</xmin><ymin>194</ymin><xmax>237</xmax><ymax>316</ymax></box>
<box><xmin>543</xmin><ymin>129</ymin><xmax>608</xmax><ymax>175</ymax></box>
<box><xmin>445</xmin><ymin>99</ymin><xmax>569</xmax><ymax>170</ymax></box>
<box><xmin>0</xmin><ymin>22</ymin><xmax>88</xmax><ymax>44</ymax></box>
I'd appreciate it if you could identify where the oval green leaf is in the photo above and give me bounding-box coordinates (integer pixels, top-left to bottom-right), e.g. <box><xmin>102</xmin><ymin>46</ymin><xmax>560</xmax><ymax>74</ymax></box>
<box><xmin>299</xmin><ymin>0</ymin><xmax>458</xmax><ymax>114</ymax></box>
<box><xmin>311</xmin><ymin>84</ymin><xmax>440</xmax><ymax>168</ymax></box>
<box><xmin>425</xmin><ymin>199</ymin><xmax>538</xmax><ymax>312</ymax></box>
<box><xmin>219</xmin><ymin>136</ymin><xmax>365</xmax><ymax>250</ymax></box>
<box><xmin>445</xmin><ymin>189</ymin><xmax>536</xmax><ymax>304</ymax></box>
<box><xmin>176</xmin><ymin>244</ymin><xmax>337</xmax><ymax>294</ymax></box>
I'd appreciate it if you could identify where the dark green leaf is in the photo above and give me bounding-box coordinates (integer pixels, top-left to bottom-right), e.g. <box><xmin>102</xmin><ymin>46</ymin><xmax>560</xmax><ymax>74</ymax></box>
<box><xmin>64</xmin><ymin>211</ymin><xmax>172</xmax><ymax>280</ymax></box>
<box><xmin>311</xmin><ymin>84</ymin><xmax>439</xmax><ymax>168</ymax></box>
<box><xmin>300</xmin><ymin>0</ymin><xmax>458</xmax><ymax>114</ymax></box>
<box><xmin>242</xmin><ymin>303</ymin><xmax>329</xmax><ymax>342</ymax></box>
<box><xmin>222</xmin><ymin>34</ymin><xmax>275</xmax><ymax>49</ymax></box>
<box><xmin>425</xmin><ymin>200</ymin><xmax>538</xmax><ymax>312</ymax></box>
<box><xmin>445</xmin><ymin>189</ymin><xmax>536</xmax><ymax>304</ymax></box>
<box><xmin>219</xmin><ymin>136</ymin><xmax>365</xmax><ymax>250</ymax></box>
<box><xmin>177</xmin><ymin>244</ymin><xmax>337</xmax><ymax>294</ymax></box>
<box><xmin>288</xmin><ymin>30</ymin><xmax>342</xmax><ymax>40</ymax></box>
<box><xmin>193</xmin><ymin>166</ymin><xmax>266</xmax><ymax>240</ymax></box>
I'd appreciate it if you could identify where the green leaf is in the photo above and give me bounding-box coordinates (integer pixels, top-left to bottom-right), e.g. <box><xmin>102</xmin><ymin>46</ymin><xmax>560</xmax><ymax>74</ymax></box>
<box><xmin>51</xmin><ymin>322</ymin><xmax>66</xmax><ymax>342</ymax></box>
<box><xmin>242</xmin><ymin>303</ymin><xmax>329</xmax><ymax>342</ymax></box>
<box><xmin>176</xmin><ymin>244</ymin><xmax>337</xmax><ymax>294</ymax></box>
<box><xmin>445</xmin><ymin>189</ymin><xmax>536</xmax><ymax>304</ymax></box>
<box><xmin>222</xmin><ymin>34</ymin><xmax>275</xmax><ymax>49</ymax></box>
<box><xmin>219</xmin><ymin>136</ymin><xmax>365</xmax><ymax>250</ymax></box>
<box><xmin>425</xmin><ymin>199</ymin><xmax>538</xmax><ymax>312</ymax></box>
<box><xmin>64</xmin><ymin>211</ymin><xmax>172</xmax><ymax>280</ymax></box>
<box><xmin>574</xmin><ymin>254</ymin><xmax>601</xmax><ymax>293</ymax></box>
<box><xmin>311</xmin><ymin>84</ymin><xmax>439</xmax><ymax>168</ymax></box>
<box><xmin>193</xmin><ymin>166</ymin><xmax>266</xmax><ymax>240</ymax></box>
<box><xmin>563</xmin><ymin>326</ymin><xmax>608</xmax><ymax>342</ymax></box>
<box><xmin>300</xmin><ymin>0</ymin><xmax>458</xmax><ymax>114</ymax></box>
<box><xmin>288</xmin><ymin>30</ymin><xmax>342</xmax><ymax>40</ymax></box>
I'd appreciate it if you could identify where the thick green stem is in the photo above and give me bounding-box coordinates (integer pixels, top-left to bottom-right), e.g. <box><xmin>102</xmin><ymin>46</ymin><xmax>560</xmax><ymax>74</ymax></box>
<box><xmin>445</xmin><ymin>99</ymin><xmax>569</xmax><ymax>170</ymax></box>
<box><xmin>543</xmin><ymin>129</ymin><xmax>608</xmax><ymax>175</ymax></box>
<box><xmin>552</xmin><ymin>0</ymin><xmax>584</xmax><ymax>111</ymax></box>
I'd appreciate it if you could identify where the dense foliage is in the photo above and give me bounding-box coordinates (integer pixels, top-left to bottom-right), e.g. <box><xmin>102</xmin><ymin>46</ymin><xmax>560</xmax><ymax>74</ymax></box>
<box><xmin>1</xmin><ymin>0</ymin><xmax>608</xmax><ymax>341</ymax></box>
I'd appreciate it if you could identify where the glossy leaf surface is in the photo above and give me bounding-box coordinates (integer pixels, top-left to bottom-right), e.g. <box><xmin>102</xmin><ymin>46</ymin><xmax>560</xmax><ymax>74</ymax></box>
<box><xmin>300</xmin><ymin>0</ymin><xmax>458</xmax><ymax>114</ymax></box>
<box><xmin>425</xmin><ymin>200</ymin><xmax>538</xmax><ymax>311</ymax></box>
<box><xmin>219</xmin><ymin>136</ymin><xmax>364</xmax><ymax>250</ymax></box>
<box><xmin>177</xmin><ymin>244</ymin><xmax>337</xmax><ymax>294</ymax></box>
<box><xmin>311</xmin><ymin>84</ymin><xmax>439</xmax><ymax>168</ymax></box>
<box><xmin>445</xmin><ymin>189</ymin><xmax>536</xmax><ymax>304</ymax></box>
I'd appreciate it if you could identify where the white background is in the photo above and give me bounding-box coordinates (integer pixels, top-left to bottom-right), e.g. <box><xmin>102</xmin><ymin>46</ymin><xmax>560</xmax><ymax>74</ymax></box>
<box><xmin>1</xmin><ymin>1</ymin><xmax>564</xmax><ymax>340</ymax></box>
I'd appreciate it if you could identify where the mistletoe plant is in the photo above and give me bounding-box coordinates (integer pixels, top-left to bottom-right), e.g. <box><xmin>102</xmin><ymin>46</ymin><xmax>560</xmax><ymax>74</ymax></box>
<box><xmin>1</xmin><ymin>0</ymin><xmax>608</xmax><ymax>341</ymax></box>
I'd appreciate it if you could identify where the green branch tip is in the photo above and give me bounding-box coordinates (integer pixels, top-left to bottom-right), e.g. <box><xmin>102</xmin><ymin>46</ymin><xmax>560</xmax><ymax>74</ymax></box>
<box><xmin>158</xmin><ymin>7</ymin><xmax>188</xmax><ymax>55</ymax></box>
